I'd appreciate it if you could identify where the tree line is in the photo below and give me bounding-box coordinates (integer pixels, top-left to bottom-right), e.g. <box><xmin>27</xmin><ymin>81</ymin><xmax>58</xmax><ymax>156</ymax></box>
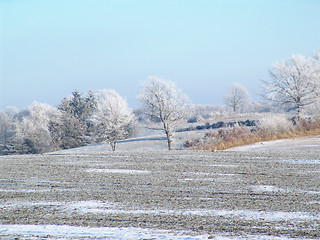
<box><xmin>0</xmin><ymin>77</ymin><xmax>189</xmax><ymax>154</ymax></box>
<box><xmin>1</xmin><ymin>51</ymin><xmax>320</xmax><ymax>154</ymax></box>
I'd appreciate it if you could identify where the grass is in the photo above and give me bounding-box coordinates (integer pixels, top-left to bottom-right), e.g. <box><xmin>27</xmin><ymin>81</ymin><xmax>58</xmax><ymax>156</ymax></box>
<box><xmin>184</xmin><ymin>117</ymin><xmax>320</xmax><ymax>151</ymax></box>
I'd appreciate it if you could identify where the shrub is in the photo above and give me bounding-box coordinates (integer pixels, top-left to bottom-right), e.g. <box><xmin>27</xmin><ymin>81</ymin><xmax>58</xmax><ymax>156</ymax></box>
<box><xmin>257</xmin><ymin>115</ymin><xmax>293</xmax><ymax>134</ymax></box>
<box><xmin>184</xmin><ymin>115</ymin><xmax>320</xmax><ymax>151</ymax></box>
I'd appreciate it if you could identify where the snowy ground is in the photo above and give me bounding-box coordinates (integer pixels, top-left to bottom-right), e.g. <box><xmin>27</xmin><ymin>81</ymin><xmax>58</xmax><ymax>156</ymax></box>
<box><xmin>228</xmin><ymin>137</ymin><xmax>320</xmax><ymax>152</ymax></box>
<box><xmin>1</xmin><ymin>133</ymin><xmax>320</xmax><ymax>239</ymax></box>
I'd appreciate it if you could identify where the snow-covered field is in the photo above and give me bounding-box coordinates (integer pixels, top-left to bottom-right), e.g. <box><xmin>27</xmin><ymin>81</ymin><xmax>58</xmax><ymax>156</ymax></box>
<box><xmin>1</xmin><ymin>134</ymin><xmax>320</xmax><ymax>239</ymax></box>
<box><xmin>228</xmin><ymin>137</ymin><xmax>320</xmax><ymax>152</ymax></box>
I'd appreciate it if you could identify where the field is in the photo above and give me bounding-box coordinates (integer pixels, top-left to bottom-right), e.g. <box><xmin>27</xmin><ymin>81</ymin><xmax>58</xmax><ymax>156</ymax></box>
<box><xmin>1</xmin><ymin>135</ymin><xmax>320</xmax><ymax>239</ymax></box>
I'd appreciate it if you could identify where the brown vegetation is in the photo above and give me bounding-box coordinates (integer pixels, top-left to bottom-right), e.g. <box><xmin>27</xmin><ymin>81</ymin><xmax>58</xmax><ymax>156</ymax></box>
<box><xmin>184</xmin><ymin>118</ymin><xmax>320</xmax><ymax>151</ymax></box>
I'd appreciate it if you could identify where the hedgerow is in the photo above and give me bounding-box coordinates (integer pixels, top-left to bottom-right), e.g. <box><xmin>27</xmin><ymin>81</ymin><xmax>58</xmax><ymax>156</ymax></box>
<box><xmin>184</xmin><ymin>116</ymin><xmax>320</xmax><ymax>151</ymax></box>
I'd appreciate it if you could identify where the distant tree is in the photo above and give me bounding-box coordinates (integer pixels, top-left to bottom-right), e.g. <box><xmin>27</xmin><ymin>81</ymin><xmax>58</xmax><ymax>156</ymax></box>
<box><xmin>56</xmin><ymin>90</ymin><xmax>97</xmax><ymax>149</ymax></box>
<box><xmin>313</xmin><ymin>50</ymin><xmax>320</xmax><ymax>61</ymax></box>
<box><xmin>224</xmin><ymin>83</ymin><xmax>250</xmax><ymax>113</ymax></box>
<box><xmin>0</xmin><ymin>107</ymin><xmax>19</xmax><ymax>154</ymax></box>
<box><xmin>18</xmin><ymin>102</ymin><xmax>60</xmax><ymax>153</ymax></box>
<box><xmin>59</xmin><ymin>90</ymin><xmax>96</xmax><ymax>121</ymax></box>
<box><xmin>137</xmin><ymin>76</ymin><xmax>189</xmax><ymax>150</ymax></box>
<box><xmin>262</xmin><ymin>55</ymin><xmax>320</xmax><ymax>119</ymax></box>
<box><xmin>0</xmin><ymin>103</ymin><xmax>60</xmax><ymax>155</ymax></box>
<box><xmin>91</xmin><ymin>89</ymin><xmax>135</xmax><ymax>151</ymax></box>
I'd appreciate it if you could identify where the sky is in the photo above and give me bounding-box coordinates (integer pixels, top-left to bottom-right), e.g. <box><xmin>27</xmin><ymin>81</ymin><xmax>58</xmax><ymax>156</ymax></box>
<box><xmin>0</xmin><ymin>0</ymin><xmax>320</xmax><ymax>110</ymax></box>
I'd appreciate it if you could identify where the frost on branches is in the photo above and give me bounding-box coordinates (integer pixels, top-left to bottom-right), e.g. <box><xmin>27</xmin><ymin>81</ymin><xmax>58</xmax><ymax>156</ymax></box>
<box><xmin>91</xmin><ymin>90</ymin><xmax>135</xmax><ymax>151</ymax></box>
<box><xmin>263</xmin><ymin>54</ymin><xmax>320</xmax><ymax>119</ymax></box>
<box><xmin>137</xmin><ymin>76</ymin><xmax>189</xmax><ymax>150</ymax></box>
<box><xmin>56</xmin><ymin>90</ymin><xmax>97</xmax><ymax>149</ymax></box>
<box><xmin>0</xmin><ymin>103</ymin><xmax>60</xmax><ymax>154</ymax></box>
<box><xmin>224</xmin><ymin>83</ymin><xmax>250</xmax><ymax>113</ymax></box>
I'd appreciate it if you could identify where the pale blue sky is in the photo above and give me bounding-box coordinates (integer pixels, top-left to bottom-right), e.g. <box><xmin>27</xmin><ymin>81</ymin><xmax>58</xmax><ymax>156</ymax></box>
<box><xmin>1</xmin><ymin>0</ymin><xmax>319</xmax><ymax>109</ymax></box>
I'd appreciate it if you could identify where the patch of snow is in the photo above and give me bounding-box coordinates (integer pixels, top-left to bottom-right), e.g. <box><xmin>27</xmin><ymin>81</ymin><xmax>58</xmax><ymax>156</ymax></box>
<box><xmin>0</xmin><ymin>201</ymin><xmax>63</xmax><ymax>209</ymax></box>
<box><xmin>251</xmin><ymin>185</ymin><xmax>282</xmax><ymax>192</ymax></box>
<box><xmin>209</xmin><ymin>164</ymin><xmax>238</xmax><ymax>168</ymax></box>
<box><xmin>64</xmin><ymin>201</ymin><xmax>319</xmax><ymax>221</ymax></box>
<box><xmin>179</xmin><ymin>178</ymin><xmax>215</xmax><ymax>182</ymax></box>
<box><xmin>179</xmin><ymin>173</ymin><xmax>236</xmax><ymax>183</ymax></box>
<box><xmin>199</xmin><ymin>198</ymin><xmax>213</xmax><ymax>201</ymax></box>
<box><xmin>86</xmin><ymin>169</ymin><xmax>151</xmax><ymax>174</ymax></box>
<box><xmin>227</xmin><ymin>137</ymin><xmax>320</xmax><ymax>152</ymax></box>
<box><xmin>250</xmin><ymin>185</ymin><xmax>320</xmax><ymax>195</ymax></box>
<box><xmin>182</xmin><ymin>172</ymin><xmax>210</xmax><ymax>176</ymax></box>
<box><xmin>1</xmin><ymin>224</ymin><xmax>313</xmax><ymax>240</ymax></box>
<box><xmin>215</xmin><ymin>173</ymin><xmax>236</xmax><ymax>176</ymax></box>
<box><xmin>66</xmin><ymin>201</ymin><xmax>118</xmax><ymax>212</ymax></box>
<box><xmin>227</xmin><ymin>140</ymin><xmax>282</xmax><ymax>151</ymax></box>
<box><xmin>63</xmin><ymin>161</ymin><xmax>114</xmax><ymax>166</ymax></box>
<box><xmin>273</xmin><ymin>159</ymin><xmax>320</xmax><ymax>164</ymax></box>
<box><xmin>189</xmin><ymin>210</ymin><xmax>319</xmax><ymax>221</ymax></box>
<box><xmin>0</xmin><ymin>189</ymin><xmax>51</xmax><ymax>193</ymax></box>
<box><xmin>0</xmin><ymin>225</ymin><xmax>209</xmax><ymax>240</ymax></box>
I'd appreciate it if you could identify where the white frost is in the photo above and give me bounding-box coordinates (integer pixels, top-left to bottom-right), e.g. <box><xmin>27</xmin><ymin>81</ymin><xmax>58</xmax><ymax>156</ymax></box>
<box><xmin>63</xmin><ymin>201</ymin><xmax>319</xmax><ymax>221</ymax></box>
<box><xmin>0</xmin><ymin>225</ymin><xmax>316</xmax><ymax>240</ymax></box>
<box><xmin>0</xmin><ymin>225</ymin><xmax>208</xmax><ymax>240</ymax></box>
<box><xmin>86</xmin><ymin>169</ymin><xmax>151</xmax><ymax>174</ymax></box>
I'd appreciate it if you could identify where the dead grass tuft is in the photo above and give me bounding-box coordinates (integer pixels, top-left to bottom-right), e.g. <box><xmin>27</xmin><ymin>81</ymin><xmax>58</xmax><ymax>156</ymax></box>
<box><xmin>184</xmin><ymin>118</ymin><xmax>320</xmax><ymax>151</ymax></box>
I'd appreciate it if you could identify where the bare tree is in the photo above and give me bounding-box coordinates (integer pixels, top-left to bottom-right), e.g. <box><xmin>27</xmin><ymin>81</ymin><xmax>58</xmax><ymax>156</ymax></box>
<box><xmin>262</xmin><ymin>55</ymin><xmax>320</xmax><ymax>119</ymax></box>
<box><xmin>91</xmin><ymin>89</ymin><xmax>135</xmax><ymax>151</ymax></box>
<box><xmin>137</xmin><ymin>76</ymin><xmax>189</xmax><ymax>150</ymax></box>
<box><xmin>224</xmin><ymin>83</ymin><xmax>250</xmax><ymax>113</ymax></box>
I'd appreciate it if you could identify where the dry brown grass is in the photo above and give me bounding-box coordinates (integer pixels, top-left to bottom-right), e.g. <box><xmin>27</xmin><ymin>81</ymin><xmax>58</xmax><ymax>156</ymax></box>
<box><xmin>184</xmin><ymin>118</ymin><xmax>320</xmax><ymax>151</ymax></box>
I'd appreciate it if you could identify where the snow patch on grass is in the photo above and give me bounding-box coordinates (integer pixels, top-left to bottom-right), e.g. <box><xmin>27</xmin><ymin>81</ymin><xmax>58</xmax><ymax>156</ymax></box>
<box><xmin>86</xmin><ymin>169</ymin><xmax>151</xmax><ymax>174</ymax></box>
<box><xmin>0</xmin><ymin>201</ymin><xmax>63</xmax><ymax>209</ymax></box>
<box><xmin>63</xmin><ymin>201</ymin><xmax>319</xmax><ymax>221</ymax></box>
<box><xmin>182</xmin><ymin>172</ymin><xmax>210</xmax><ymax>176</ymax></box>
<box><xmin>208</xmin><ymin>164</ymin><xmax>238</xmax><ymax>168</ymax></box>
<box><xmin>179</xmin><ymin>178</ymin><xmax>215</xmax><ymax>182</ymax></box>
<box><xmin>251</xmin><ymin>185</ymin><xmax>282</xmax><ymax>192</ymax></box>
<box><xmin>215</xmin><ymin>173</ymin><xmax>236</xmax><ymax>176</ymax></box>
<box><xmin>273</xmin><ymin>159</ymin><xmax>320</xmax><ymax>164</ymax></box>
<box><xmin>2</xmin><ymin>224</ymin><xmax>314</xmax><ymax>240</ymax></box>
<box><xmin>0</xmin><ymin>189</ymin><xmax>51</xmax><ymax>193</ymax></box>
<box><xmin>66</xmin><ymin>200</ymin><xmax>118</xmax><ymax>212</ymax></box>
<box><xmin>0</xmin><ymin>224</ymin><xmax>208</xmax><ymax>240</ymax></box>
<box><xmin>251</xmin><ymin>185</ymin><xmax>320</xmax><ymax>195</ymax></box>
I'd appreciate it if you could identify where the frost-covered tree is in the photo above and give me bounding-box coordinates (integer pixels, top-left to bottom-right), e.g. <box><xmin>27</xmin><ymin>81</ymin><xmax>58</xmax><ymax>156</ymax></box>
<box><xmin>137</xmin><ymin>76</ymin><xmax>189</xmax><ymax>150</ymax></box>
<box><xmin>91</xmin><ymin>89</ymin><xmax>135</xmax><ymax>151</ymax></box>
<box><xmin>0</xmin><ymin>103</ymin><xmax>60</xmax><ymax>155</ymax></box>
<box><xmin>0</xmin><ymin>107</ymin><xmax>19</xmax><ymax>154</ymax></box>
<box><xmin>18</xmin><ymin>102</ymin><xmax>60</xmax><ymax>153</ymax></box>
<box><xmin>224</xmin><ymin>83</ymin><xmax>250</xmax><ymax>113</ymax></box>
<box><xmin>262</xmin><ymin>55</ymin><xmax>320</xmax><ymax>119</ymax></box>
<box><xmin>56</xmin><ymin>90</ymin><xmax>97</xmax><ymax>149</ymax></box>
<box><xmin>313</xmin><ymin>51</ymin><xmax>320</xmax><ymax>62</ymax></box>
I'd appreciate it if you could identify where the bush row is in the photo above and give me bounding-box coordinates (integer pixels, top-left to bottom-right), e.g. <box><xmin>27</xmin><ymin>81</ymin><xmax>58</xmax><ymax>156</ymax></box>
<box><xmin>184</xmin><ymin>116</ymin><xmax>320</xmax><ymax>150</ymax></box>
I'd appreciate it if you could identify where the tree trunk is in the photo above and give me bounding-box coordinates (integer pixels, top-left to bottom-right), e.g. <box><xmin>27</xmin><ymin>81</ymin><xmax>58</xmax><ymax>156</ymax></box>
<box><xmin>297</xmin><ymin>105</ymin><xmax>301</xmax><ymax>121</ymax></box>
<box><xmin>111</xmin><ymin>141</ymin><xmax>117</xmax><ymax>151</ymax></box>
<box><xmin>165</xmin><ymin>130</ymin><xmax>172</xmax><ymax>150</ymax></box>
<box><xmin>110</xmin><ymin>136</ymin><xmax>117</xmax><ymax>151</ymax></box>
<box><xmin>163</xmin><ymin>122</ymin><xmax>172</xmax><ymax>150</ymax></box>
